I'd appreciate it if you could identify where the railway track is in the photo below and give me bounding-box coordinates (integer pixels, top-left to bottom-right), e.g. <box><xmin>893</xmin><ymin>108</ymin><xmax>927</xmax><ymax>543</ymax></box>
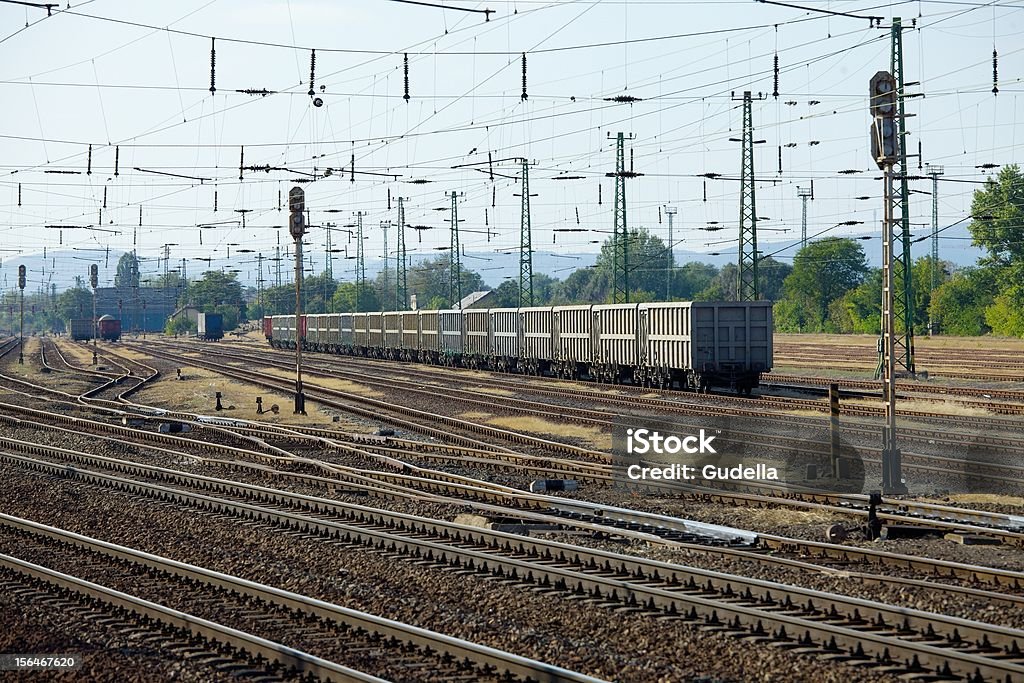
<box><xmin>5</xmin><ymin>450</ymin><xmax>1022</xmax><ymax>683</ymax></box>
<box><xmin>765</xmin><ymin>372</ymin><xmax>1024</xmax><ymax>404</ymax></box>
<box><xmin>0</xmin><ymin>512</ymin><xmax>601</xmax><ymax>683</ymax></box>
<box><xmin>4</xmin><ymin>436</ymin><xmax>1023</xmax><ymax>603</ymax></box>
<box><xmin>82</xmin><ymin>339</ymin><xmax>1024</xmax><ymax>542</ymax></box>
<box><xmin>121</xmin><ymin>339</ymin><xmax>1024</xmax><ymax>499</ymax></box>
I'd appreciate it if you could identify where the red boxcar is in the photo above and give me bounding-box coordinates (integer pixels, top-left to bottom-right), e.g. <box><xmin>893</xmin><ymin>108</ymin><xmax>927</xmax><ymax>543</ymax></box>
<box><xmin>263</xmin><ymin>315</ymin><xmax>273</xmax><ymax>340</ymax></box>
<box><xmin>97</xmin><ymin>315</ymin><xmax>121</xmax><ymax>341</ymax></box>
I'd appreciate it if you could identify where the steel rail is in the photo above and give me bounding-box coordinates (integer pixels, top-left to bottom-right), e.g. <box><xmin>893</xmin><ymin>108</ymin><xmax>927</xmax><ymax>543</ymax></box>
<box><xmin>5</xmin><ymin>452</ymin><xmax>1023</xmax><ymax>682</ymax></box>
<box><xmin>0</xmin><ymin>513</ymin><xmax>606</xmax><ymax>683</ymax></box>
<box><xmin>0</xmin><ymin>554</ymin><xmax>389</xmax><ymax>683</ymax></box>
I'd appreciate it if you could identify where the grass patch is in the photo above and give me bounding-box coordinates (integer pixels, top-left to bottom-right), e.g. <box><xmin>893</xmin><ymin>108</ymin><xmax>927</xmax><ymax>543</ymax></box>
<box><xmin>732</xmin><ymin>507</ymin><xmax>847</xmax><ymax>526</ymax></box>
<box><xmin>260</xmin><ymin>367</ymin><xmax>383</xmax><ymax>398</ymax></box>
<box><xmin>459</xmin><ymin>411</ymin><xmax>493</xmax><ymax>420</ymax></box>
<box><xmin>133</xmin><ymin>365</ymin><xmax>348</xmax><ymax>427</ymax></box>
<box><xmin>473</xmin><ymin>387</ymin><xmax>516</xmax><ymax>397</ymax></box>
<box><xmin>484</xmin><ymin>415</ymin><xmax>610</xmax><ymax>450</ymax></box>
<box><xmin>919</xmin><ymin>494</ymin><xmax>1024</xmax><ymax>508</ymax></box>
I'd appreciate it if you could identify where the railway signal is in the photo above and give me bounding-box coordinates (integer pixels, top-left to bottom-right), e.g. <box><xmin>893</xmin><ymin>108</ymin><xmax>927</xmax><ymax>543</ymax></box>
<box><xmin>871</xmin><ymin>70</ymin><xmax>907</xmax><ymax>494</ymax></box>
<box><xmin>89</xmin><ymin>264</ymin><xmax>99</xmax><ymax>365</ymax></box>
<box><xmin>17</xmin><ymin>265</ymin><xmax>25</xmax><ymax>364</ymax></box>
<box><xmin>289</xmin><ymin>186</ymin><xmax>306</xmax><ymax>415</ymax></box>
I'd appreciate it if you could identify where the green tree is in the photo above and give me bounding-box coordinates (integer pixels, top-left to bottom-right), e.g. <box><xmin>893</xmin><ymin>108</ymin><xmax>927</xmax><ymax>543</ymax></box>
<box><xmin>775</xmin><ymin>238</ymin><xmax>869</xmax><ymax>331</ymax></box>
<box><xmin>928</xmin><ymin>268</ymin><xmax>995</xmax><ymax>336</ymax></box>
<box><xmin>696</xmin><ymin>263</ymin><xmax>738</xmax><ymax>302</ymax></box>
<box><xmin>407</xmin><ymin>254</ymin><xmax>486</xmax><ymax>309</ymax></box>
<box><xmin>836</xmin><ymin>269</ymin><xmax>882</xmax><ymax>334</ymax></box>
<box><xmin>186</xmin><ymin>271</ymin><xmax>244</xmax><ymax>311</ymax></box>
<box><xmin>969</xmin><ymin>164</ymin><xmax>1024</xmax><ymax>335</ymax></box>
<box><xmin>985</xmin><ymin>294</ymin><xmax>1024</xmax><ymax>337</ymax></box>
<box><xmin>56</xmin><ymin>287</ymin><xmax>93</xmax><ymax>322</ymax></box>
<box><xmin>114</xmin><ymin>252</ymin><xmax>140</xmax><ymax>289</ymax></box>
<box><xmin>551</xmin><ymin>268</ymin><xmax>597</xmax><ymax>304</ymax></box>
<box><xmin>912</xmin><ymin>256</ymin><xmax>952</xmax><ymax>333</ymax></box>
<box><xmin>592</xmin><ymin>227</ymin><xmax>673</xmax><ymax>302</ymax></box>
<box><xmin>671</xmin><ymin>262</ymin><xmax>718</xmax><ymax>300</ymax></box>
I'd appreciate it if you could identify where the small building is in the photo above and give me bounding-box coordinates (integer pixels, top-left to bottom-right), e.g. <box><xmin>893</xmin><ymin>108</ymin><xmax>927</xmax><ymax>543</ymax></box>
<box><xmin>459</xmin><ymin>290</ymin><xmax>496</xmax><ymax>309</ymax></box>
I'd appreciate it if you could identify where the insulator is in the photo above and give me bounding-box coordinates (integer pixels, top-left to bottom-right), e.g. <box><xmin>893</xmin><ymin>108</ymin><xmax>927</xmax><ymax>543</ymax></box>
<box><xmin>703</xmin><ymin>180</ymin><xmax>707</xmax><ymax>202</ymax></box>
<box><xmin>114</xmin><ymin>146</ymin><xmax>120</xmax><ymax>176</ymax></box>
<box><xmin>350</xmin><ymin>153</ymin><xmax>355</xmax><ymax>183</ymax></box>
<box><xmin>773</xmin><ymin>53</ymin><xmax>779</xmax><ymax>99</ymax></box>
<box><xmin>521</xmin><ymin>53</ymin><xmax>528</xmax><ymax>101</ymax></box>
<box><xmin>139</xmin><ymin>205</ymin><xmax>142</xmax><ymax>227</ymax></box>
<box><xmin>214</xmin><ymin>189</ymin><xmax>218</xmax><ymax>212</ymax></box>
<box><xmin>576</xmin><ymin>207</ymin><xmax>580</xmax><ymax>224</ymax></box>
<box><xmin>278</xmin><ymin>188</ymin><xmax>282</xmax><ymax>211</ymax></box>
<box><xmin>810</xmin><ymin>179</ymin><xmax>814</xmax><ymax>200</ymax></box>
<box><xmin>239</xmin><ymin>146</ymin><xmax>244</xmax><ymax>181</ymax></box>
<box><xmin>488</xmin><ymin>151</ymin><xmax>494</xmax><ymax>180</ymax></box>
<box><xmin>598</xmin><ymin>184</ymin><xmax>602</xmax><ymax>205</ymax></box>
<box><xmin>778</xmin><ymin>145</ymin><xmax>782</xmax><ymax>174</ymax></box>
<box><xmin>485</xmin><ymin>208</ymin><xmax>489</xmax><ymax>226</ymax></box>
<box><xmin>17</xmin><ymin>184</ymin><xmax>20</xmax><ymax>206</ymax></box>
<box><xmin>103</xmin><ymin>186</ymin><xmax>107</xmax><ymax>209</ymax></box>
<box><xmin>630</xmin><ymin>148</ymin><xmax>634</xmax><ymax>173</ymax></box>
<box><xmin>658</xmin><ymin>206</ymin><xmax>662</xmax><ymax>224</ymax></box>
<box><xmin>308</xmin><ymin>49</ymin><xmax>316</xmax><ymax>96</ymax></box>
<box><xmin>209</xmin><ymin>37</ymin><xmax>216</xmax><ymax>94</ymax></box>
<box><xmin>388</xmin><ymin>188</ymin><xmax>392</xmax><ymax>210</ymax></box>
<box><xmin>87</xmin><ymin>144</ymin><xmax>92</xmax><ymax>175</ymax></box>
<box><xmin>918</xmin><ymin>141</ymin><xmax>922</xmax><ymax>170</ymax></box>
<box><xmin>403</xmin><ymin>53</ymin><xmax>410</xmax><ymax>102</ymax></box>
<box><xmin>993</xmin><ymin>48</ymin><xmax>998</xmax><ymax>95</ymax></box>
<box><xmin>492</xmin><ymin>186</ymin><xmax>496</xmax><ymax>208</ymax></box>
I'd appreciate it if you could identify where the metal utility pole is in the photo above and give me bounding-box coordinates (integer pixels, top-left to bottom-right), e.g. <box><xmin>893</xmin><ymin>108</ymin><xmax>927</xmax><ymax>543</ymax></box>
<box><xmin>89</xmin><ymin>264</ymin><xmax>98</xmax><ymax>365</ymax></box>
<box><xmin>797</xmin><ymin>186</ymin><xmax>813</xmax><ymax>250</ymax></box>
<box><xmin>875</xmin><ymin>17</ymin><xmax>916</xmax><ymax>378</ymax></box>
<box><xmin>325</xmin><ymin>221</ymin><xmax>333</xmax><ymax>280</ymax></box>
<box><xmin>515</xmin><ymin>160</ymin><xmax>536</xmax><ymax>307</ymax></box>
<box><xmin>396</xmin><ymin>196</ymin><xmax>407</xmax><ymax>310</ymax></box>
<box><xmin>380</xmin><ymin>220</ymin><xmax>391</xmax><ymax>305</ymax></box>
<box><xmin>870</xmin><ymin>69</ymin><xmax>907</xmax><ymax>494</ymax></box>
<box><xmin>664</xmin><ymin>206</ymin><xmax>677</xmax><ymax>300</ymax></box>
<box><xmin>354</xmin><ymin>211</ymin><xmax>366</xmax><ymax>311</ymax></box>
<box><xmin>608</xmin><ymin>132</ymin><xmax>639</xmax><ymax>304</ymax></box>
<box><xmin>256</xmin><ymin>253</ymin><xmax>265</xmax><ymax>314</ymax></box>
<box><xmin>17</xmin><ymin>265</ymin><xmax>25</xmax><ymax>364</ymax></box>
<box><xmin>275</xmin><ymin>231</ymin><xmax>282</xmax><ymax>287</ymax></box>
<box><xmin>447</xmin><ymin>192</ymin><xmax>463</xmax><ymax>308</ymax></box>
<box><xmin>289</xmin><ymin>187</ymin><xmax>307</xmax><ymax>415</ymax></box>
<box><xmin>735</xmin><ymin>91</ymin><xmax>766</xmax><ymax>301</ymax></box>
<box><xmin>926</xmin><ymin>163</ymin><xmax>944</xmax><ymax>336</ymax></box>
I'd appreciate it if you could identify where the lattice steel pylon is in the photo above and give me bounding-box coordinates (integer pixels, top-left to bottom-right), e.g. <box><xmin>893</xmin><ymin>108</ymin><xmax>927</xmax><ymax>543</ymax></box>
<box><xmin>518</xmin><ymin>159</ymin><xmax>534</xmax><ymax>307</ymax></box>
<box><xmin>926</xmin><ymin>164</ymin><xmax>944</xmax><ymax>336</ymax></box>
<box><xmin>396</xmin><ymin>196</ymin><xmax>407</xmax><ymax>310</ymax></box>
<box><xmin>607</xmin><ymin>132</ymin><xmax>638</xmax><ymax>304</ymax></box>
<box><xmin>354</xmin><ymin>211</ymin><xmax>366</xmax><ymax>312</ymax></box>
<box><xmin>876</xmin><ymin>17</ymin><xmax>916</xmax><ymax>377</ymax></box>
<box><xmin>448</xmin><ymin>191</ymin><xmax>463</xmax><ymax>308</ymax></box>
<box><xmin>797</xmin><ymin>186</ymin><xmax>812</xmax><ymax>250</ymax></box>
<box><xmin>737</xmin><ymin>91</ymin><xmax>760</xmax><ymax>301</ymax></box>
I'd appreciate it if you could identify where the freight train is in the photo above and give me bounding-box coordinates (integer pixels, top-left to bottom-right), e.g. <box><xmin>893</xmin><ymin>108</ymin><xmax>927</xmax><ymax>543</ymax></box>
<box><xmin>265</xmin><ymin>301</ymin><xmax>772</xmax><ymax>394</ymax></box>
<box><xmin>68</xmin><ymin>315</ymin><xmax>121</xmax><ymax>342</ymax></box>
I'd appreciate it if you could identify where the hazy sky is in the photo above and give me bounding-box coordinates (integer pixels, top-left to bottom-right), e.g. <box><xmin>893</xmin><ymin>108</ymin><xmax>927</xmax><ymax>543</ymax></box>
<box><xmin>1</xmin><ymin>0</ymin><xmax>1021</xmax><ymax>288</ymax></box>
